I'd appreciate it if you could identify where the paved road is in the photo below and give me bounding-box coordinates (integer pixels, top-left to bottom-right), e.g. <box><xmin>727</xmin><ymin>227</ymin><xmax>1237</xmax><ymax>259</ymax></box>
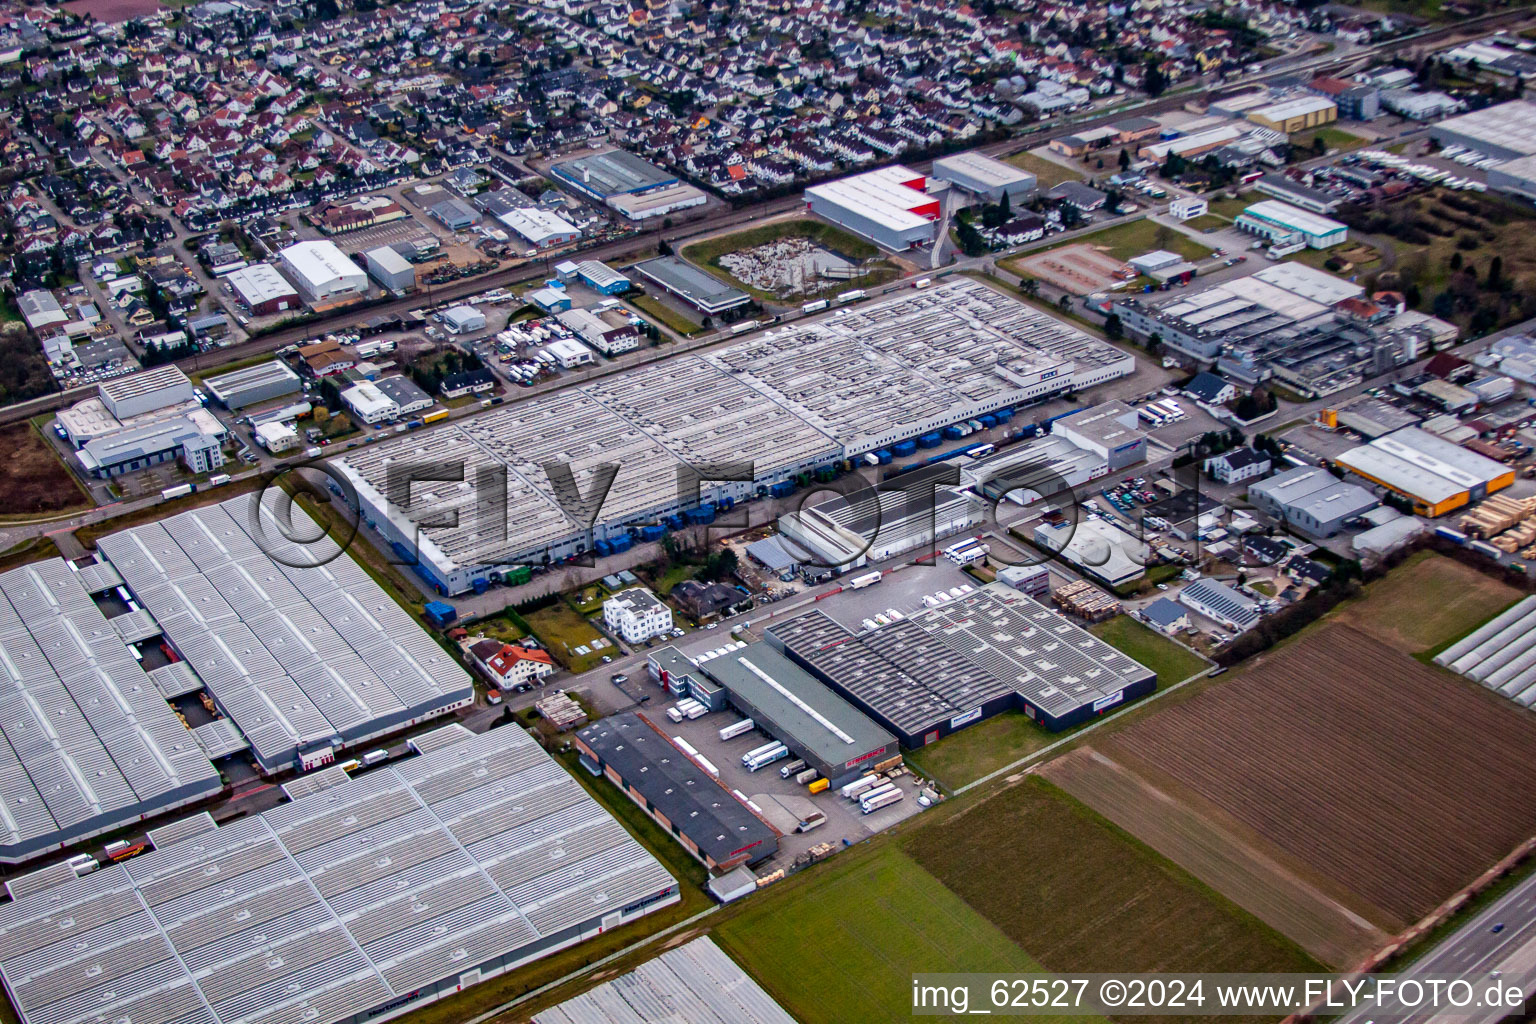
<box><xmin>1334</xmin><ymin>872</ymin><xmax>1536</xmax><ymax>1024</ymax></box>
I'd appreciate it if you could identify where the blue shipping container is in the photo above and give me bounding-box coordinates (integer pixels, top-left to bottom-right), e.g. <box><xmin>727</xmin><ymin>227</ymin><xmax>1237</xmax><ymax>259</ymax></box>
<box><xmin>770</xmin><ymin>480</ymin><xmax>795</xmax><ymax>498</ymax></box>
<box><xmin>609</xmin><ymin>533</ymin><xmax>633</xmax><ymax>553</ymax></box>
<box><xmin>893</xmin><ymin>439</ymin><xmax>918</xmax><ymax>456</ymax></box>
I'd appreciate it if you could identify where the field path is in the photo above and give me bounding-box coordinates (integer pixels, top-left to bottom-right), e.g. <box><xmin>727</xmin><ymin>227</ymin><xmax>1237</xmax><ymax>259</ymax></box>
<box><xmin>1043</xmin><ymin>747</ymin><xmax>1390</xmax><ymax>969</ymax></box>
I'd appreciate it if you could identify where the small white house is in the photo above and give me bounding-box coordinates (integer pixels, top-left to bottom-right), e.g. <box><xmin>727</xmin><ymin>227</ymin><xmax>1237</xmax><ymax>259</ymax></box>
<box><xmin>603</xmin><ymin>587</ymin><xmax>673</xmax><ymax>645</ymax></box>
<box><xmin>340</xmin><ymin>380</ymin><xmax>400</xmax><ymax>424</ymax></box>
<box><xmin>1169</xmin><ymin>196</ymin><xmax>1209</xmax><ymax>221</ymax></box>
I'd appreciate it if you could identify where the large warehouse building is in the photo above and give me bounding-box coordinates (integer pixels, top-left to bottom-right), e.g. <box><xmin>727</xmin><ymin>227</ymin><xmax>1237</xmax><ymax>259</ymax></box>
<box><xmin>0</xmin><ymin>559</ymin><xmax>223</xmax><ymax>863</ymax></box>
<box><xmin>804</xmin><ymin>165</ymin><xmax>942</xmax><ymax>250</ymax></box>
<box><xmin>931</xmin><ymin>151</ymin><xmax>1037</xmax><ymax>200</ymax></box>
<box><xmin>1234</xmin><ymin>200</ymin><xmax>1347</xmax><ymax>249</ymax></box>
<box><xmin>683</xmin><ymin>641</ymin><xmax>898</xmax><ymax>787</ymax></box>
<box><xmin>0</xmin><ymin>726</ymin><xmax>680</xmax><ymax>1024</ymax></box>
<box><xmin>633</xmin><ymin>256</ymin><xmax>751</xmax><ymax>315</ymax></box>
<box><xmin>1335</xmin><ymin>425</ymin><xmax>1514</xmax><ymax>516</ymax></box>
<box><xmin>278</xmin><ymin>240</ymin><xmax>369</xmax><ymax>306</ymax></box>
<box><xmin>1248</xmin><ymin>465</ymin><xmax>1379</xmax><ymax>536</ymax></box>
<box><xmin>575</xmin><ymin>712</ymin><xmax>781</xmax><ymax>871</ymax></box>
<box><xmin>331</xmin><ymin>279</ymin><xmax>1133</xmax><ymax>594</ymax></box>
<box><xmin>766</xmin><ymin>582</ymin><xmax>1157</xmax><ymax>745</ymax></box>
<box><xmin>1429</xmin><ymin>99</ymin><xmax>1536</xmax><ymax>163</ymax></box>
<box><xmin>203</xmin><ymin>358</ymin><xmax>302</xmax><ymax>409</ymax></box>
<box><xmin>94</xmin><ymin>492</ymin><xmax>475</xmax><ymax>772</ymax></box>
<box><xmin>533</xmin><ymin>937</ymin><xmax>798</xmax><ymax>1024</ymax></box>
<box><xmin>224</xmin><ymin>263</ymin><xmax>301</xmax><ymax>316</ymax></box>
<box><xmin>549</xmin><ymin>150</ymin><xmax>708</xmax><ymax>221</ymax></box>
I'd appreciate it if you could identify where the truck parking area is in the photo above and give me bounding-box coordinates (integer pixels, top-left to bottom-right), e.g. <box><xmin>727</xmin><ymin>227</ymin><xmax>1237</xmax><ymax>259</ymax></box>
<box><xmin>658</xmin><ymin>701</ymin><xmax>931</xmax><ymax>873</ymax></box>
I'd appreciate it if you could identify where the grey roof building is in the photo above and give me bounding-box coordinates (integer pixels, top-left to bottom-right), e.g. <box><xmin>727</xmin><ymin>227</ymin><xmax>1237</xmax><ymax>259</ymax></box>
<box><xmin>0</xmin><ymin>727</ymin><xmax>678</xmax><ymax>1024</ymax></box>
<box><xmin>95</xmin><ymin>492</ymin><xmax>474</xmax><ymax>772</ymax></box>
<box><xmin>575</xmin><ymin>712</ymin><xmax>780</xmax><ymax>871</ymax></box>
<box><xmin>633</xmin><ymin>256</ymin><xmax>750</xmax><ymax>315</ymax></box>
<box><xmin>767</xmin><ymin>582</ymin><xmax>1156</xmax><ymax>741</ymax></box>
<box><xmin>0</xmin><ymin>559</ymin><xmax>222</xmax><ymax>863</ymax></box>
<box><xmin>1179</xmin><ymin>578</ymin><xmax>1262</xmax><ymax>631</ymax></box>
<box><xmin>533</xmin><ymin>937</ymin><xmax>798</xmax><ymax>1024</ymax></box>
<box><xmin>203</xmin><ymin>359</ymin><xmax>303</xmax><ymax>410</ymax></box>
<box><xmin>689</xmin><ymin>641</ymin><xmax>897</xmax><ymax>786</ymax></box>
<box><xmin>1248</xmin><ymin>465</ymin><xmax>1378</xmax><ymax>537</ymax></box>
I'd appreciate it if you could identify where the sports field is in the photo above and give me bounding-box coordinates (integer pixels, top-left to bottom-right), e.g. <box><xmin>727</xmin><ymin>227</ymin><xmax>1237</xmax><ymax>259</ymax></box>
<box><xmin>714</xmin><ymin>845</ymin><xmax>1101</xmax><ymax>1024</ymax></box>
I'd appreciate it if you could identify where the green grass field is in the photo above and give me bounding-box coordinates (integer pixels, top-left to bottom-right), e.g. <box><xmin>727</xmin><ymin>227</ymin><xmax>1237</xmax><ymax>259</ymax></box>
<box><xmin>1292</xmin><ymin>126</ymin><xmax>1368</xmax><ymax>156</ymax></box>
<box><xmin>523</xmin><ymin>602</ymin><xmax>611</xmax><ymax>673</ymax></box>
<box><xmin>907</xmin><ymin>778</ymin><xmax>1322</xmax><ymax>1006</ymax></box>
<box><xmin>1182</xmin><ymin>214</ymin><xmax>1229</xmax><ymax>232</ymax></box>
<box><xmin>905</xmin><ymin>711</ymin><xmax>1059</xmax><ymax>791</ymax></box>
<box><xmin>1334</xmin><ymin>550</ymin><xmax>1522</xmax><ymax>659</ymax></box>
<box><xmin>1090</xmin><ymin>616</ymin><xmax>1209</xmax><ymax>683</ymax></box>
<box><xmin>630</xmin><ymin>294</ymin><xmax>704</xmax><ymax>336</ymax></box>
<box><xmin>715</xmin><ymin>845</ymin><xmax>1102</xmax><ymax>1024</ymax></box>
<box><xmin>1004</xmin><ymin>150</ymin><xmax>1087</xmax><ymax>189</ymax></box>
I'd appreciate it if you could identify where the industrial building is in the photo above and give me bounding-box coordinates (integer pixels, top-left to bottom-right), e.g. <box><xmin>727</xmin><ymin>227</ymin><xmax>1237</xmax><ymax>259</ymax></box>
<box><xmin>0</xmin><ymin>558</ymin><xmax>223</xmax><ymax>862</ymax></box>
<box><xmin>803</xmin><ymin>165</ymin><xmax>941</xmax><ymax>250</ymax></box>
<box><xmin>365</xmin><ymin>245</ymin><xmax>416</xmax><ymax>293</ymax></box>
<box><xmin>675</xmin><ymin>642</ymin><xmax>898</xmax><ymax>788</ymax></box>
<box><xmin>76</xmin><ymin>416</ymin><xmax>225</xmax><ymax>478</ymax></box>
<box><xmin>777</xmin><ymin>465</ymin><xmax>982</xmax><ymax>571</ymax></box>
<box><xmin>224</xmin><ymin>263</ymin><xmax>301</xmax><ymax>315</ymax></box>
<box><xmin>1179</xmin><ymin>578</ymin><xmax>1261</xmax><ymax>631</ymax></box>
<box><xmin>533</xmin><ymin>937</ymin><xmax>798</xmax><ymax>1024</ymax></box>
<box><xmin>1435</xmin><ymin>595</ymin><xmax>1536</xmax><ymax>707</ymax></box>
<box><xmin>1335</xmin><ymin>425</ymin><xmax>1515</xmax><ymax>516</ymax></box>
<box><xmin>278</xmin><ymin>240</ymin><xmax>368</xmax><ymax>306</ymax></box>
<box><xmin>373</xmin><ymin>375</ymin><xmax>434</xmax><ymax>417</ymax></box>
<box><xmin>101</xmin><ymin>363</ymin><xmax>196</xmax><ymax>418</ymax></box>
<box><xmin>331</xmin><ymin>280</ymin><xmax>1128</xmax><ymax>594</ymax></box>
<box><xmin>495</xmin><ymin>206</ymin><xmax>581</xmax><ymax>249</ymax></box>
<box><xmin>442</xmin><ymin>305</ymin><xmax>487</xmax><ymax>334</ymax></box>
<box><xmin>606</xmin><ymin>182</ymin><xmax>709</xmax><ymax>221</ymax></box>
<box><xmin>0</xmin><ymin>726</ymin><xmax>679</xmax><ymax>1024</ymax></box>
<box><xmin>1233</xmin><ymin>200</ymin><xmax>1347</xmax><ymax>249</ymax></box>
<box><xmin>1033</xmin><ymin>517</ymin><xmax>1147</xmax><ymax>588</ymax></box>
<box><xmin>767</xmin><ymin>583</ymin><xmax>1156</xmax><ymax>744</ymax></box>
<box><xmin>341</xmin><ymin>379</ymin><xmax>401</xmax><ymax>424</ymax></box>
<box><xmin>931</xmin><ymin>151</ymin><xmax>1037</xmax><ymax>200</ymax></box>
<box><xmin>94</xmin><ymin>492</ymin><xmax>475</xmax><ymax>773</ymax></box>
<box><xmin>1050</xmin><ymin>400</ymin><xmax>1146</xmax><ymax>471</ymax></box>
<box><xmin>1246</xmin><ymin>465</ymin><xmax>1378</xmax><ymax>536</ymax></box>
<box><xmin>575</xmin><ymin>712</ymin><xmax>781</xmax><ymax>871</ymax></box>
<box><xmin>557</xmin><ymin>307</ymin><xmax>640</xmax><ymax>356</ymax></box>
<box><xmin>576</xmin><ymin>260</ymin><xmax>630</xmax><ymax>294</ymax></box>
<box><xmin>203</xmin><ymin>359</ymin><xmax>302</xmax><ymax>410</ymax></box>
<box><xmin>1254</xmin><ymin>173</ymin><xmax>1341</xmax><ymax>214</ymax></box>
<box><xmin>634</xmin><ymin>255</ymin><xmax>751</xmax><ymax>315</ymax></box>
<box><xmin>1245</xmin><ymin>95</ymin><xmax>1337</xmax><ymax>133</ymax></box>
<box><xmin>1429</xmin><ymin>99</ymin><xmax>1536</xmax><ymax>163</ymax></box>
<box><xmin>550</xmin><ymin>150</ymin><xmax>680</xmax><ymax>201</ymax></box>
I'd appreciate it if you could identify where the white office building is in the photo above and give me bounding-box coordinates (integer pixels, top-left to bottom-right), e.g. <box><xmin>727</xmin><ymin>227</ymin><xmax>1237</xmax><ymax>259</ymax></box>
<box><xmin>604</xmin><ymin>587</ymin><xmax>674</xmax><ymax>643</ymax></box>
<box><xmin>340</xmin><ymin>380</ymin><xmax>400</xmax><ymax>424</ymax></box>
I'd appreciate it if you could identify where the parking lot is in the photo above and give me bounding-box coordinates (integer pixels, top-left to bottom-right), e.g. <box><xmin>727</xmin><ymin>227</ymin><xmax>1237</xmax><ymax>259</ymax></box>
<box><xmin>655</xmin><ymin>696</ymin><xmax>930</xmax><ymax>873</ymax></box>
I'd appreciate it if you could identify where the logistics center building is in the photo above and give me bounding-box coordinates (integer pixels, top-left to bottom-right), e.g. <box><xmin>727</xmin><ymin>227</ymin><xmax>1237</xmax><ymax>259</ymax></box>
<box><xmin>1335</xmin><ymin>425</ymin><xmax>1515</xmax><ymax>516</ymax></box>
<box><xmin>0</xmin><ymin>726</ymin><xmax>680</xmax><ymax>1024</ymax></box>
<box><xmin>0</xmin><ymin>558</ymin><xmax>223</xmax><ymax>863</ymax></box>
<box><xmin>804</xmin><ymin>165</ymin><xmax>942</xmax><ymax>250</ymax></box>
<box><xmin>330</xmin><ymin>280</ymin><xmax>1133</xmax><ymax>594</ymax></box>
<box><xmin>94</xmin><ymin>492</ymin><xmax>475</xmax><ymax>773</ymax></box>
<box><xmin>766</xmin><ymin>582</ymin><xmax>1156</xmax><ymax>745</ymax></box>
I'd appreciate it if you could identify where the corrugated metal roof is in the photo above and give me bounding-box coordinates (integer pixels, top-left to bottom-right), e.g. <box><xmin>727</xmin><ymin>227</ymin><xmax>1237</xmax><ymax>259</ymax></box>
<box><xmin>96</xmin><ymin>494</ymin><xmax>473</xmax><ymax>771</ymax></box>
<box><xmin>0</xmin><ymin>559</ymin><xmax>221</xmax><ymax>862</ymax></box>
<box><xmin>0</xmin><ymin>729</ymin><xmax>675</xmax><ymax>1024</ymax></box>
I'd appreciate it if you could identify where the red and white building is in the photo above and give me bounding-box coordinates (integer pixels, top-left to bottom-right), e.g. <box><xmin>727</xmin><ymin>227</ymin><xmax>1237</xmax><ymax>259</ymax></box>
<box><xmin>469</xmin><ymin>639</ymin><xmax>555</xmax><ymax>688</ymax></box>
<box><xmin>804</xmin><ymin>165</ymin><xmax>942</xmax><ymax>250</ymax></box>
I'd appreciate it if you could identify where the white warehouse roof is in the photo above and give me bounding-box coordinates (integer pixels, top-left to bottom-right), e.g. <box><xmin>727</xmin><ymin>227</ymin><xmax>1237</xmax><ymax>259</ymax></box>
<box><xmin>94</xmin><ymin>492</ymin><xmax>474</xmax><ymax>771</ymax></box>
<box><xmin>804</xmin><ymin>165</ymin><xmax>938</xmax><ymax>232</ymax></box>
<box><xmin>1239</xmin><ymin>200</ymin><xmax>1346</xmax><ymax>237</ymax></box>
<box><xmin>496</xmin><ymin>207</ymin><xmax>580</xmax><ymax>246</ymax></box>
<box><xmin>279</xmin><ymin>240</ymin><xmax>365</xmax><ymax>291</ymax></box>
<box><xmin>0</xmin><ymin>726</ymin><xmax>678</xmax><ymax>1024</ymax></box>
<box><xmin>225</xmin><ymin>263</ymin><xmax>299</xmax><ymax>305</ymax></box>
